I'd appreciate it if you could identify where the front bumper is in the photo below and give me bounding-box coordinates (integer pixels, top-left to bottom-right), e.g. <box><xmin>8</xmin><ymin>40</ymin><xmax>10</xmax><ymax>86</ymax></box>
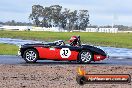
<box><xmin>17</xmin><ymin>45</ymin><xmax>22</xmax><ymax>56</ymax></box>
<box><xmin>17</xmin><ymin>50</ymin><xmax>21</xmax><ymax>56</ymax></box>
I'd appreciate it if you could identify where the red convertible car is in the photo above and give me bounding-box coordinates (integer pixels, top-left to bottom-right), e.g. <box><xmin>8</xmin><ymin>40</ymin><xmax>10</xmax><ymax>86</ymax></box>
<box><xmin>18</xmin><ymin>36</ymin><xmax>107</xmax><ymax>63</ymax></box>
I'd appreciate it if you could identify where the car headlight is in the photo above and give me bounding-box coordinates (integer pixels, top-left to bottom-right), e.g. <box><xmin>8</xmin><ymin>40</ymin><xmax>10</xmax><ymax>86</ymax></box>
<box><xmin>18</xmin><ymin>45</ymin><xmax>22</xmax><ymax>48</ymax></box>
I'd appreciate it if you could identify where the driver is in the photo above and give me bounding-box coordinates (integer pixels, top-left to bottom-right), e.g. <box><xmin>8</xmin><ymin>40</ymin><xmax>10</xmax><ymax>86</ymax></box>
<box><xmin>68</xmin><ymin>36</ymin><xmax>81</xmax><ymax>46</ymax></box>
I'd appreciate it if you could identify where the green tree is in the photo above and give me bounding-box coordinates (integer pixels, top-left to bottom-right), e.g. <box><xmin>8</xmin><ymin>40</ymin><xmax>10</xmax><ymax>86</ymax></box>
<box><xmin>79</xmin><ymin>10</ymin><xmax>89</xmax><ymax>30</ymax></box>
<box><xmin>60</xmin><ymin>8</ymin><xmax>70</xmax><ymax>29</ymax></box>
<box><xmin>29</xmin><ymin>5</ymin><xmax>44</xmax><ymax>26</ymax></box>
<box><xmin>50</xmin><ymin>5</ymin><xmax>62</xmax><ymax>27</ymax></box>
<box><xmin>29</xmin><ymin>5</ymin><xmax>90</xmax><ymax>30</ymax></box>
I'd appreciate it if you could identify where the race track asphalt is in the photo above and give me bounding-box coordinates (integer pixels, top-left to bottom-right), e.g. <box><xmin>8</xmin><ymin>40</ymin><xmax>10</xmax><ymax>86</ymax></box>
<box><xmin>0</xmin><ymin>55</ymin><xmax>132</xmax><ymax>65</ymax></box>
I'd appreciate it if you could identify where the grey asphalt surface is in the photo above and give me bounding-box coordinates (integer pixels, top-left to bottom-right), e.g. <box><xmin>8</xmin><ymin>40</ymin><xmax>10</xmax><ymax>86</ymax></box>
<box><xmin>0</xmin><ymin>55</ymin><xmax>132</xmax><ymax>65</ymax></box>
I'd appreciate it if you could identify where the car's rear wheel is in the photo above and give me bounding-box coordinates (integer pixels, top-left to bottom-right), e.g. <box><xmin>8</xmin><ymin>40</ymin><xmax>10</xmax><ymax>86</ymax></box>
<box><xmin>78</xmin><ymin>50</ymin><xmax>92</xmax><ymax>64</ymax></box>
<box><xmin>23</xmin><ymin>49</ymin><xmax>38</xmax><ymax>63</ymax></box>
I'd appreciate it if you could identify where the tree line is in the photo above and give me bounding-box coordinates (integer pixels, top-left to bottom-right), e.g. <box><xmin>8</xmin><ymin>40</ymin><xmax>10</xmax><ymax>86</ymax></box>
<box><xmin>29</xmin><ymin>5</ymin><xmax>89</xmax><ymax>31</ymax></box>
<box><xmin>88</xmin><ymin>24</ymin><xmax>130</xmax><ymax>31</ymax></box>
<box><xmin>0</xmin><ymin>20</ymin><xmax>131</xmax><ymax>31</ymax></box>
<box><xmin>0</xmin><ymin>20</ymin><xmax>32</xmax><ymax>26</ymax></box>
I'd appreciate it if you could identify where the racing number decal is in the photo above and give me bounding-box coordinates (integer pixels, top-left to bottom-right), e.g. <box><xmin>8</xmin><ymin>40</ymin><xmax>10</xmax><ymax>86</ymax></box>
<box><xmin>60</xmin><ymin>48</ymin><xmax>71</xmax><ymax>58</ymax></box>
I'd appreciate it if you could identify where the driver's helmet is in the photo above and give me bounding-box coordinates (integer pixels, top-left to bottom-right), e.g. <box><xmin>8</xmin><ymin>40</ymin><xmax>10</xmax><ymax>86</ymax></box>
<box><xmin>55</xmin><ymin>40</ymin><xmax>65</xmax><ymax>46</ymax></box>
<box><xmin>68</xmin><ymin>36</ymin><xmax>79</xmax><ymax>46</ymax></box>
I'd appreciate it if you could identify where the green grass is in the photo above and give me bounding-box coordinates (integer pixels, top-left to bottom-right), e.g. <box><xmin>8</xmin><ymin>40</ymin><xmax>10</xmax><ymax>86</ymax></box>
<box><xmin>0</xmin><ymin>30</ymin><xmax>132</xmax><ymax>48</ymax></box>
<box><xmin>0</xmin><ymin>30</ymin><xmax>132</xmax><ymax>55</ymax></box>
<box><xmin>0</xmin><ymin>43</ymin><xmax>18</xmax><ymax>55</ymax></box>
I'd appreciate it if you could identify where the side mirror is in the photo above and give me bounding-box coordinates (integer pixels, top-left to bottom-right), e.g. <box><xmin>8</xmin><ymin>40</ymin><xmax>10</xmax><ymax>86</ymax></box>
<box><xmin>78</xmin><ymin>36</ymin><xmax>80</xmax><ymax>39</ymax></box>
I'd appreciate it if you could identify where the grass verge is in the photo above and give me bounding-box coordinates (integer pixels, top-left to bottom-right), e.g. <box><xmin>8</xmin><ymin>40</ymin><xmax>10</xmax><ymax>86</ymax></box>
<box><xmin>0</xmin><ymin>43</ymin><xmax>18</xmax><ymax>55</ymax></box>
<box><xmin>0</xmin><ymin>30</ymin><xmax>132</xmax><ymax>48</ymax></box>
<box><xmin>0</xmin><ymin>30</ymin><xmax>132</xmax><ymax>55</ymax></box>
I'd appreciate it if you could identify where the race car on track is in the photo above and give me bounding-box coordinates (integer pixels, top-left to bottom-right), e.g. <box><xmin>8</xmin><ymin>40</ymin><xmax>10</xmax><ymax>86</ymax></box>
<box><xmin>18</xmin><ymin>36</ymin><xmax>107</xmax><ymax>63</ymax></box>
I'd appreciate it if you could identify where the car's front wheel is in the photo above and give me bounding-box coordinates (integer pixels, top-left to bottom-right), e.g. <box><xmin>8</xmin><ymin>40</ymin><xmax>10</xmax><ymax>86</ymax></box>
<box><xmin>78</xmin><ymin>50</ymin><xmax>92</xmax><ymax>64</ymax></box>
<box><xmin>23</xmin><ymin>49</ymin><xmax>38</xmax><ymax>63</ymax></box>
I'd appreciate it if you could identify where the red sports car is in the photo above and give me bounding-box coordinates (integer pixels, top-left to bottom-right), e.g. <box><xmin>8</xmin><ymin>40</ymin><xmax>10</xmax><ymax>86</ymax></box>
<box><xmin>18</xmin><ymin>36</ymin><xmax>107</xmax><ymax>63</ymax></box>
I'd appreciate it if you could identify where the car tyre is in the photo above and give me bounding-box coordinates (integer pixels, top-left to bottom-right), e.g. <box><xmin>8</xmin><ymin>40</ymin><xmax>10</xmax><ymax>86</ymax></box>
<box><xmin>78</xmin><ymin>50</ymin><xmax>92</xmax><ymax>64</ymax></box>
<box><xmin>23</xmin><ymin>49</ymin><xmax>38</xmax><ymax>63</ymax></box>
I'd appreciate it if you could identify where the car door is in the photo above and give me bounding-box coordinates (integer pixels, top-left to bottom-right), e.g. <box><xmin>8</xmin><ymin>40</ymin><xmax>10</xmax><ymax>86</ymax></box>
<box><xmin>54</xmin><ymin>45</ymin><xmax>80</xmax><ymax>61</ymax></box>
<box><xmin>35</xmin><ymin>45</ymin><xmax>58</xmax><ymax>60</ymax></box>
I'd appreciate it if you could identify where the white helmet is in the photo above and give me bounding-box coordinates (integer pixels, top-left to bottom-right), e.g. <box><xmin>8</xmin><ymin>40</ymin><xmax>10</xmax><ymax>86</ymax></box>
<box><xmin>54</xmin><ymin>40</ymin><xmax>65</xmax><ymax>46</ymax></box>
